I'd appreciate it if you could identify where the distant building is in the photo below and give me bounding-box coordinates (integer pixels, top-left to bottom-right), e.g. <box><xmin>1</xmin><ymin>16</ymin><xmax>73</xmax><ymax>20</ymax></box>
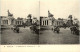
<box><xmin>53</xmin><ymin>19</ymin><xmax>64</xmax><ymax>27</ymax></box>
<box><xmin>63</xmin><ymin>19</ymin><xmax>68</xmax><ymax>24</ymax></box>
<box><xmin>1</xmin><ymin>16</ymin><xmax>15</xmax><ymax>25</ymax></box>
<box><xmin>1</xmin><ymin>10</ymin><xmax>15</xmax><ymax>26</ymax></box>
<box><xmin>73</xmin><ymin>18</ymin><xmax>79</xmax><ymax>25</ymax></box>
<box><xmin>15</xmin><ymin>17</ymin><xmax>23</xmax><ymax>26</ymax></box>
<box><xmin>32</xmin><ymin>17</ymin><xmax>37</xmax><ymax>24</ymax></box>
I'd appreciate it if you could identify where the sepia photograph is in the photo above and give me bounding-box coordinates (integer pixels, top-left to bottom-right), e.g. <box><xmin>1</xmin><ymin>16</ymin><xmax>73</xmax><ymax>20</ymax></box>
<box><xmin>0</xmin><ymin>0</ymin><xmax>80</xmax><ymax>45</ymax></box>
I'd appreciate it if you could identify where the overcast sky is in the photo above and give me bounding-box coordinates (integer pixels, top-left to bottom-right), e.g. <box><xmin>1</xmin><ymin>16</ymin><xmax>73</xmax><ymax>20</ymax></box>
<box><xmin>0</xmin><ymin>0</ymin><xmax>80</xmax><ymax>20</ymax></box>
<box><xmin>0</xmin><ymin>0</ymin><xmax>39</xmax><ymax>19</ymax></box>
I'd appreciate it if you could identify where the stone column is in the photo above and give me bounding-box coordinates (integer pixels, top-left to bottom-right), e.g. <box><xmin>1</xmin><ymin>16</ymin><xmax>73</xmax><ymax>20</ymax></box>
<box><xmin>42</xmin><ymin>20</ymin><xmax>43</xmax><ymax>25</ymax></box>
<box><xmin>47</xmin><ymin>20</ymin><xmax>48</xmax><ymax>25</ymax></box>
<box><xmin>8</xmin><ymin>19</ymin><xmax>11</xmax><ymax>25</ymax></box>
<box><xmin>46</xmin><ymin>20</ymin><xmax>47</xmax><ymax>25</ymax></box>
<box><xmin>44</xmin><ymin>20</ymin><xmax>46</xmax><ymax>25</ymax></box>
<box><xmin>19</xmin><ymin>21</ymin><xmax>20</xmax><ymax>25</ymax></box>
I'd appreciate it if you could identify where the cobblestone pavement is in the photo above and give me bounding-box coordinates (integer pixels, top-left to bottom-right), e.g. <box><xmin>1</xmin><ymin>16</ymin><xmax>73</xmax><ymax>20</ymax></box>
<box><xmin>1</xmin><ymin>27</ymin><xmax>39</xmax><ymax>44</ymax></box>
<box><xmin>1</xmin><ymin>27</ymin><xmax>79</xmax><ymax>44</ymax></box>
<box><xmin>39</xmin><ymin>28</ymin><xmax>79</xmax><ymax>44</ymax></box>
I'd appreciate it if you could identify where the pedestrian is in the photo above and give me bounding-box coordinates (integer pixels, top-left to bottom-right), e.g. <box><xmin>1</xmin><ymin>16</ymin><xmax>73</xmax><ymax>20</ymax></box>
<box><xmin>15</xmin><ymin>26</ymin><xmax>19</xmax><ymax>33</ymax></box>
<box><xmin>56</xmin><ymin>26</ymin><xmax>60</xmax><ymax>33</ymax></box>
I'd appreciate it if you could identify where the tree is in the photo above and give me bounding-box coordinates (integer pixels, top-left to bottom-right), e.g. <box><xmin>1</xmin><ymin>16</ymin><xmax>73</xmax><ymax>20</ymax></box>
<box><xmin>27</xmin><ymin>14</ymin><xmax>32</xmax><ymax>19</ymax></box>
<box><xmin>58</xmin><ymin>18</ymin><xmax>62</xmax><ymax>20</ymax></box>
<box><xmin>68</xmin><ymin>15</ymin><xmax>72</xmax><ymax>20</ymax></box>
<box><xmin>68</xmin><ymin>15</ymin><xmax>73</xmax><ymax>26</ymax></box>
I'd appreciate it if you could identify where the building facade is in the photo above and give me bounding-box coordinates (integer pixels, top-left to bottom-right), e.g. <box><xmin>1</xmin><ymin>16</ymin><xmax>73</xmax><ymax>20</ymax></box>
<box><xmin>15</xmin><ymin>18</ymin><xmax>23</xmax><ymax>25</ymax></box>
<box><xmin>40</xmin><ymin>17</ymin><xmax>52</xmax><ymax>26</ymax></box>
<box><xmin>53</xmin><ymin>19</ymin><xmax>64</xmax><ymax>27</ymax></box>
<box><xmin>1</xmin><ymin>16</ymin><xmax>15</xmax><ymax>25</ymax></box>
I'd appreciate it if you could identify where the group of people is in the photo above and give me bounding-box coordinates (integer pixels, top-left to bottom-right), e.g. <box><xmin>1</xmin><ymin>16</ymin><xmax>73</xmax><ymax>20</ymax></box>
<box><xmin>11</xmin><ymin>25</ymin><xmax>20</xmax><ymax>33</ymax></box>
<box><xmin>52</xmin><ymin>26</ymin><xmax>60</xmax><ymax>33</ymax></box>
<box><xmin>11</xmin><ymin>23</ymin><xmax>79</xmax><ymax>35</ymax></box>
<box><xmin>70</xmin><ymin>24</ymin><xmax>79</xmax><ymax>35</ymax></box>
<box><xmin>52</xmin><ymin>23</ymin><xmax>79</xmax><ymax>35</ymax></box>
<box><xmin>30</xmin><ymin>23</ymin><xmax>40</xmax><ymax>34</ymax></box>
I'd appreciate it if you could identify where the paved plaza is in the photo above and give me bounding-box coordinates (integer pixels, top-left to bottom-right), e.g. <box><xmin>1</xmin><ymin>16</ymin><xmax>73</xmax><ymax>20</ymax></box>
<box><xmin>1</xmin><ymin>27</ymin><xmax>39</xmax><ymax>44</ymax></box>
<box><xmin>39</xmin><ymin>28</ymin><xmax>79</xmax><ymax>44</ymax></box>
<box><xmin>1</xmin><ymin>27</ymin><xmax>79</xmax><ymax>44</ymax></box>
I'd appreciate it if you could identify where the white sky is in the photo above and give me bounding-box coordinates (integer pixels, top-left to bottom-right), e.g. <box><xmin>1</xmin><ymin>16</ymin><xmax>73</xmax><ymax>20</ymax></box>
<box><xmin>40</xmin><ymin>0</ymin><xmax>80</xmax><ymax>20</ymax></box>
<box><xmin>0</xmin><ymin>0</ymin><xmax>80</xmax><ymax>20</ymax></box>
<box><xmin>0</xmin><ymin>0</ymin><xmax>39</xmax><ymax>19</ymax></box>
